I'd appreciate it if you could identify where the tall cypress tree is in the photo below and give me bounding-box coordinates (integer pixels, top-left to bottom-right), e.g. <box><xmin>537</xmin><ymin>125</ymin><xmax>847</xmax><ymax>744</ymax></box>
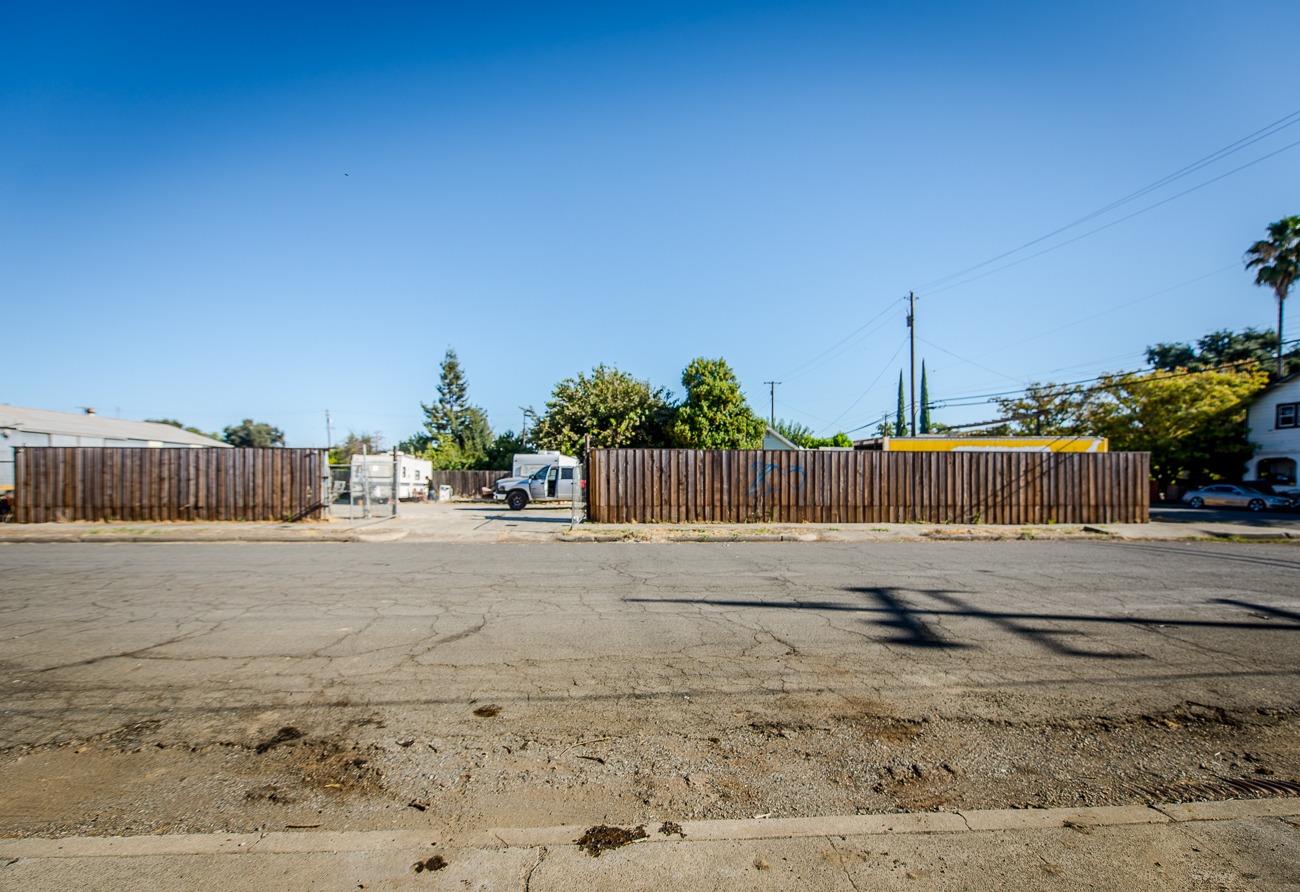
<box><xmin>920</xmin><ymin>361</ymin><xmax>931</xmax><ymax>434</ymax></box>
<box><xmin>894</xmin><ymin>371</ymin><xmax>907</xmax><ymax>437</ymax></box>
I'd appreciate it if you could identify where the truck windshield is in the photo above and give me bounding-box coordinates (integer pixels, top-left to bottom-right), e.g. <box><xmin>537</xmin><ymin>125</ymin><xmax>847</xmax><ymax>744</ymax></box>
<box><xmin>530</xmin><ymin>466</ymin><xmax>551</xmax><ymax>480</ymax></box>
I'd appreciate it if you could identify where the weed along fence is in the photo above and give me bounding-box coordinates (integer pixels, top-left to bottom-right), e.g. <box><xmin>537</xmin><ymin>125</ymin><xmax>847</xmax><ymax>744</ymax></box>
<box><xmin>13</xmin><ymin>446</ymin><xmax>328</xmax><ymax>522</ymax></box>
<box><xmin>428</xmin><ymin>469</ymin><xmax>507</xmax><ymax>498</ymax></box>
<box><xmin>586</xmin><ymin>449</ymin><xmax>1150</xmax><ymax>525</ymax></box>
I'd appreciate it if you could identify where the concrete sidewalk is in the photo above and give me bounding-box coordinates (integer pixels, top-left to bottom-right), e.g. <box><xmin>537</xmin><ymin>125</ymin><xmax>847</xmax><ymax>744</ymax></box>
<box><xmin>3</xmin><ymin>799</ymin><xmax>1297</xmax><ymax>890</ymax></box>
<box><xmin>2</xmin><ymin>499</ymin><xmax>1298</xmax><ymax>543</ymax></box>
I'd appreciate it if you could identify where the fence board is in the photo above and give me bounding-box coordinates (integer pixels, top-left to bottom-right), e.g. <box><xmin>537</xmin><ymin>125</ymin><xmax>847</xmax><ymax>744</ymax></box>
<box><xmin>423</xmin><ymin>469</ymin><xmax>509</xmax><ymax>499</ymax></box>
<box><xmin>587</xmin><ymin>449</ymin><xmax>1149</xmax><ymax>525</ymax></box>
<box><xmin>14</xmin><ymin>447</ymin><xmax>327</xmax><ymax>523</ymax></box>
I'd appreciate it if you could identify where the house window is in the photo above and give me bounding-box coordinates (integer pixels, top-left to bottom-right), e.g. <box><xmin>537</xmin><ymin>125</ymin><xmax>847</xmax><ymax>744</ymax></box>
<box><xmin>1277</xmin><ymin>402</ymin><xmax>1298</xmax><ymax>429</ymax></box>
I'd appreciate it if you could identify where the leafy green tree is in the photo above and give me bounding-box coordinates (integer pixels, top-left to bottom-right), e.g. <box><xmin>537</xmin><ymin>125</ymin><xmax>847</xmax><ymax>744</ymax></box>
<box><xmin>533</xmin><ymin>365</ymin><xmax>674</xmax><ymax>455</ymax></box>
<box><xmin>329</xmin><ymin>432</ymin><xmax>383</xmax><ymax>464</ymax></box>
<box><xmin>774</xmin><ymin>419</ymin><xmax>851</xmax><ymax>448</ymax></box>
<box><xmin>1086</xmin><ymin>365</ymin><xmax>1268</xmax><ymax>490</ymax></box>
<box><xmin>669</xmin><ymin>357</ymin><xmax>766</xmax><ymax>449</ymax></box>
<box><xmin>1146</xmin><ymin>328</ymin><xmax>1291</xmax><ymax>374</ymax></box>
<box><xmin>222</xmin><ymin>419</ymin><xmax>285</xmax><ymax>447</ymax></box>
<box><xmin>919</xmin><ymin>361</ymin><xmax>932</xmax><ymax>434</ymax></box>
<box><xmin>894</xmin><ymin>372</ymin><xmax>906</xmax><ymax>437</ymax></box>
<box><xmin>481</xmin><ymin>430</ymin><xmax>526</xmax><ymax>470</ymax></box>
<box><xmin>993</xmin><ymin>383</ymin><xmax>1096</xmax><ymax>435</ymax></box>
<box><xmin>1245</xmin><ymin>215</ymin><xmax>1300</xmax><ymax>376</ymax></box>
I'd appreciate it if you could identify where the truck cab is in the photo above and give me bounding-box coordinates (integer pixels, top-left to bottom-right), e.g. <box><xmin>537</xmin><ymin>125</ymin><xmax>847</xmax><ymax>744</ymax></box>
<box><xmin>493</xmin><ymin>452</ymin><xmax>579</xmax><ymax>510</ymax></box>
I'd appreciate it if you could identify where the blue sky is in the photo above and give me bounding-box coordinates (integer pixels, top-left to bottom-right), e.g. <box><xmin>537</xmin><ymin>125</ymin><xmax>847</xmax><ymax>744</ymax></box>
<box><xmin>3</xmin><ymin>1</ymin><xmax>1297</xmax><ymax>446</ymax></box>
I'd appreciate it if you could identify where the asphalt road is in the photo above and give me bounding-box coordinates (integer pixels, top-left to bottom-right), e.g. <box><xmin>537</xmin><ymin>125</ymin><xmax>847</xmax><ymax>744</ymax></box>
<box><xmin>3</xmin><ymin>540</ymin><xmax>1299</xmax><ymax>839</ymax></box>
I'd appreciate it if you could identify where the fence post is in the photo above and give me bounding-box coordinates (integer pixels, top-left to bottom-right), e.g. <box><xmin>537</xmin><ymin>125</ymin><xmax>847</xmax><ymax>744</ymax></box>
<box><xmin>391</xmin><ymin>447</ymin><xmax>399</xmax><ymax>517</ymax></box>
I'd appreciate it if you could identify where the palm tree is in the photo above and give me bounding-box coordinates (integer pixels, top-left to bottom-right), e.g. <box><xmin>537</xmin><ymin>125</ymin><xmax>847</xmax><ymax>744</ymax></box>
<box><xmin>1245</xmin><ymin>216</ymin><xmax>1300</xmax><ymax>377</ymax></box>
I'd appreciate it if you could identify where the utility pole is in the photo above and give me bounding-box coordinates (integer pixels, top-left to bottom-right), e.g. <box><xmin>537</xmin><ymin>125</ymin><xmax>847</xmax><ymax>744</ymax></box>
<box><xmin>324</xmin><ymin>409</ymin><xmax>332</xmax><ymax>452</ymax></box>
<box><xmin>762</xmin><ymin>381</ymin><xmax>781</xmax><ymax>428</ymax></box>
<box><xmin>906</xmin><ymin>291</ymin><xmax>917</xmax><ymax>437</ymax></box>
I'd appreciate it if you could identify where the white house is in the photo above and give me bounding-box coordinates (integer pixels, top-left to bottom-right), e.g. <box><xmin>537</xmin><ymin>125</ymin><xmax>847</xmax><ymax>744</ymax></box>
<box><xmin>0</xmin><ymin>404</ymin><xmax>228</xmax><ymax>491</ymax></box>
<box><xmin>1245</xmin><ymin>373</ymin><xmax>1300</xmax><ymax>485</ymax></box>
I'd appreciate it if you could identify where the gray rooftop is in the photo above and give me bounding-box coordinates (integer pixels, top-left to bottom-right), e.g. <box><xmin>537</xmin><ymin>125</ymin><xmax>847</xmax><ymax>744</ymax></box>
<box><xmin>0</xmin><ymin>404</ymin><xmax>229</xmax><ymax>447</ymax></box>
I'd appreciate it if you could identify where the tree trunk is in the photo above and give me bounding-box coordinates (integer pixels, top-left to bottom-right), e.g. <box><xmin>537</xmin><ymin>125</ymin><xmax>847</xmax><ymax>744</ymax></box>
<box><xmin>1279</xmin><ymin>294</ymin><xmax>1287</xmax><ymax>378</ymax></box>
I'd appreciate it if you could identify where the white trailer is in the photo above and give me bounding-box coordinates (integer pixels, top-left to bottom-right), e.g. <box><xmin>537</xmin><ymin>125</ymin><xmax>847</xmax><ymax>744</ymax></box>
<box><xmin>350</xmin><ymin>452</ymin><xmax>432</xmax><ymax>502</ymax></box>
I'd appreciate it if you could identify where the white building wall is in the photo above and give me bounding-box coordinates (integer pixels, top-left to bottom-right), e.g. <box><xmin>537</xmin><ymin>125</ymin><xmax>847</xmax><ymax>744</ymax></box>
<box><xmin>1246</xmin><ymin>376</ymin><xmax>1300</xmax><ymax>482</ymax></box>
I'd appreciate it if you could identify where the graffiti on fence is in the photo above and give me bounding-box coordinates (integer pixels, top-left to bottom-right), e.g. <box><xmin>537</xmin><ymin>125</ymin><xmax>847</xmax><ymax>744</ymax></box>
<box><xmin>749</xmin><ymin>460</ymin><xmax>806</xmax><ymax>497</ymax></box>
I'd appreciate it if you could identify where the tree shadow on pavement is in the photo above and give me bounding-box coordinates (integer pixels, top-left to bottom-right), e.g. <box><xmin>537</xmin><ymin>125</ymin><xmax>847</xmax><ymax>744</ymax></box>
<box><xmin>625</xmin><ymin>588</ymin><xmax>1300</xmax><ymax>659</ymax></box>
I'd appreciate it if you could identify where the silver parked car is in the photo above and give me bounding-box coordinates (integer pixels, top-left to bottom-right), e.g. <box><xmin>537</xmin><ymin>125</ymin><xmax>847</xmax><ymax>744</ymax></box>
<box><xmin>1181</xmin><ymin>484</ymin><xmax>1293</xmax><ymax>512</ymax></box>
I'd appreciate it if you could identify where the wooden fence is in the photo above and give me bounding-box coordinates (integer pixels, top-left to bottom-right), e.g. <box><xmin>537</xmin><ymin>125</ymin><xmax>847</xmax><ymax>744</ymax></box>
<box><xmin>13</xmin><ymin>447</ymin><xmax>328</xmax><ymax>523</ymax></box>
<box><xmin>429</xmin><ymin>469</ymin><xmax>509</xmax><ymax>498</ymax></box>
<box><xmin>587</xmin><ymin>449</ymin><xmax>1150</xmax><ymax>525</ymax></box>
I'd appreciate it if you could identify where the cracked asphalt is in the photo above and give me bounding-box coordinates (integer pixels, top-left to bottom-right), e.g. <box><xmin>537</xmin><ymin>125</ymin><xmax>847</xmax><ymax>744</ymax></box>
<box><xmin>2</xmin><ymin>540</ymin><xmax>1299</xmax><ymax>839</ymax></box>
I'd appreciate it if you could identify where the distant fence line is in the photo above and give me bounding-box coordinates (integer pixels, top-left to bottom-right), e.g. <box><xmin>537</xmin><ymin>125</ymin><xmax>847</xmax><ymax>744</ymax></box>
<box><xmin>428</xmin><ymin>469</ymin><xmax>508</xmax><ymax>498</ymax></box>
<box><xmin>587</xmin><ymin>449</ymin><xmax>1150</xmax><ymax>525</ymax></box>
<box><xmin>14</xmin><ymin>447</ymin><xmax>327</xmax><ymax>523</ymax></box>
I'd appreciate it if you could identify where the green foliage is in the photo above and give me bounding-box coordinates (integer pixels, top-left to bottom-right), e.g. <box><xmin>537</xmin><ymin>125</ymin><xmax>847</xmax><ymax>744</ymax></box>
<box><xmin>532</xmin><ymin>365</ymin><xmax>674</xmax><ymax>455</ymax></box>
<box><xmin>996</xmin><ymin>360</ymin><xmax>1268</xmax><ymax>488</ymax></box>
<box><xmin>1088</xmin><ymin>365</ymin><xmax>1269</xmax><ymax>488</ymax></box>
<box><xmin>222</xmin><ymin>418</ymin><xmax>285</xmax><ymax>447</ymax></box>
<box><xmin>993</xmin><ymin>383</ymin><xmax>1093</xmax><ymax>435</ymax></box>
<box><xmin>1245</xmin><ymin>216</ymin><xmax>1300</xmax><ymax>375</ymax></box>
<box><xmin>411</xmin><ymin>348</ymin><xmax>493</xmax><ymax>467</ymax></box>
<box><xmin>146</xmin><ymin>418</ymin><xmax>221</xmax><ymax>441</ymax></box>
<box><xmin>481</xmin><ymin>430</ymin><xmax>525</xmax><ymax>470</ymax></box>
<box><xmin>919</xmin><ymin>361</ymin><xmax>932</xmax><ymax>434</ymax></box>
<box><xmin>669</xmin><ymin>357</ymin><xmax>766</xmax><ymax>449</ymax></box>
<box><xmin>1146</xmin><ymin>327</ymin><xmax>1292</xmax><ymax>374</ymax></box>
<box><xmin>774</xmin><ymin>419</ymin><xmax>851</xmax><ymax>449</ymax></box>
<box><xmin>328</xmin><ymin>432</ymin><xmax>383</xmax><ymax>464</ymax></box>
<box><xmin>894</xmin><ymin>372</ymin><xmax>906</xmax><ymax>437</ymax></box>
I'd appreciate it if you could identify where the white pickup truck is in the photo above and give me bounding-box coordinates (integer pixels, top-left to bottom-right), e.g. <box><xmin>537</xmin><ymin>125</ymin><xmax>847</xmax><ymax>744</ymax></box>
<box><xmin>492</xmin><ymin>452</ymin><xmax>580</xmax><ymax>510</ymax></box>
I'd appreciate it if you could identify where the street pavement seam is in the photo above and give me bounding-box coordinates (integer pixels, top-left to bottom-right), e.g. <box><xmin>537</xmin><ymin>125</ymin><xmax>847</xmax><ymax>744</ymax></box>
<box><xmin>4</xmin><ymin>798</ymin><xmax>1298</xmax><ymax>860</ymax></box>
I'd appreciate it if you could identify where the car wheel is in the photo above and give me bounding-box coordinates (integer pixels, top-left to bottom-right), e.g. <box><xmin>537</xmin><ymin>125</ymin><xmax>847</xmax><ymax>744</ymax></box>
<box><xmin>1248</xmin><ymin>499</ymin><xmax>1265</xmax><ymax>512</ymax></box>
<box><xmin>506</xmin><ymin>490</ymin><xmax>528</xmax><ymax>511</ymax></box>
<box><xmin>1188</xmin><ymin>497</ymin><xmax>1204</xmax><ymax>508</ymax></box>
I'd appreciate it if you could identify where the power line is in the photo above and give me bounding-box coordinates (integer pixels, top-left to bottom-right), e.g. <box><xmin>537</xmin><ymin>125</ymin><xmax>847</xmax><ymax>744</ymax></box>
<box><xmin>925</xmin><ymin>135</ymin><xmax>1300</xmax><ymax>298</ymax></box>
<box><xmin>817</xmin><ymin>337</ymin><xmax>908</xmax><ymax>434</ymax></box>
<box><xmin>931</xmin><ymin>353</ymin><xmax>1289</xmax><ymax>410</ymax></box>
<box><xmin>780</xmin><ymin>300</ymin><xmax>903</xmax><ymax>381</ymax></box>
<box><xmin>917</xmin><ymin>108</ymin><xmax>1300</xmax><ymax>292</ymax></box>
<box><xmin>917</xmin><ymin>336</ymin><xmax>1023</xmax><ymax>385</ymax></box>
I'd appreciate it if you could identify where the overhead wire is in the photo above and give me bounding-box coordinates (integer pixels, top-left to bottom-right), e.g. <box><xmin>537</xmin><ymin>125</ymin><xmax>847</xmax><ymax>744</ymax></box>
<box><xmin>924</xmin><ymin>135</ymin><xmax>1300</xmax><ymax>297</ymax></box>
<box><xmin>917</xmin><ymin>108</ymin><xmax>1300</xmax><ymax>292</ymax></box>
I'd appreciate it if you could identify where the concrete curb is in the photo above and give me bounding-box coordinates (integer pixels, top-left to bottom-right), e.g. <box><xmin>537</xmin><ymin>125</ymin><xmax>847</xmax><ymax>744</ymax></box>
<box><xmin>3</xmin><ymin>798</ymin><xmax>1297</xmax><ymax>860</ymax></box>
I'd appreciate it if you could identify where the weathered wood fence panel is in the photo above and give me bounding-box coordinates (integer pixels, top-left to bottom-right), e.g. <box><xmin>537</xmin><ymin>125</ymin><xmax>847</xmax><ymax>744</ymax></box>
<box><xmin>428</xmin><ymin>469</ymin><xmax>509</xmax><ymax>498</ymax></box>
<box><xmin>587</xmin><ymin>449</ymin><xmax>1149</xmax><ymax>525</ymax></box>
<box><xmin>14</xmin><ymin>447</ymin><xmax>327</xmax><ymax>522</ymax></box>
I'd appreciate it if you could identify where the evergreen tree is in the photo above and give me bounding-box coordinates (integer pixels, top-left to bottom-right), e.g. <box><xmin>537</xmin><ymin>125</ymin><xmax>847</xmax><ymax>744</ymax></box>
<box><xmin>919</xmin><ymin>361</ymin><xmax>931</xmax><ymax>434</ymax></box>
<box><xmin>418</xmin><ymin>348</ymin><xmax>492</xmax><ymax>465</ymax></box>
<box><xmin>894</xmin><ymin>372</ymin><xmax>907</xmax><ymax>437</ymax></box>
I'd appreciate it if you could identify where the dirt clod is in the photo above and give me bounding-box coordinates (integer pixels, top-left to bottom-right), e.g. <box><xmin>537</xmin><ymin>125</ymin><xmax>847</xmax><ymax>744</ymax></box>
<box><xmin>255</xmin><ymin>726</ymin><xmax>304</xmax><ymax>754</ymax></box>
<box><xmin>407</xmin><ymin>799</ymin><xmax>429</xmax><ymax>812</ymax></box>
<box><xmin>244</xmin><ymin>783</ymin><xmax>294</xmax><ymax>804</ymax></box>
<box><xmin>658</xmin><ymin>821</ymin><xmax>686</xmax><ymax>838</ymax></box>
<box><xmin>472</xmin><ymin>705</ymin><xmax>502</xmax><ymax>718</ymax></box>
<box><xmin>576</xmin><ymin>824</ymin><xmax>647</xmax><ymax>856</ymax></box>
<box><xmin>412</xmin><ymin>855</ymin><xmax>447</xmax><ymax>873</ymax></box>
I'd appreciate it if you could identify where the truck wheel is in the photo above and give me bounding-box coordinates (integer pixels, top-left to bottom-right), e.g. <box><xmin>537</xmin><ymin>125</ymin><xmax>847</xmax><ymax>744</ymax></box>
<box><xmin>507</xmin><ymin>491</ymin><xmax>529</xmax><ymax>511</ymax></box>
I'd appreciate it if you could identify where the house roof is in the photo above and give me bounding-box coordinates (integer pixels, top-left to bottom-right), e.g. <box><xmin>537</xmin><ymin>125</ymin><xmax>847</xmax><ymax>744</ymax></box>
<box><xmin>0</xmin><ymin>404</ymin><xmax>228</xmax><ymax>446</ymax></box>
<box><xmin>763</xmin><ymin>426</ymin><xmax>801</xmax><ymax>450</ymax></box>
